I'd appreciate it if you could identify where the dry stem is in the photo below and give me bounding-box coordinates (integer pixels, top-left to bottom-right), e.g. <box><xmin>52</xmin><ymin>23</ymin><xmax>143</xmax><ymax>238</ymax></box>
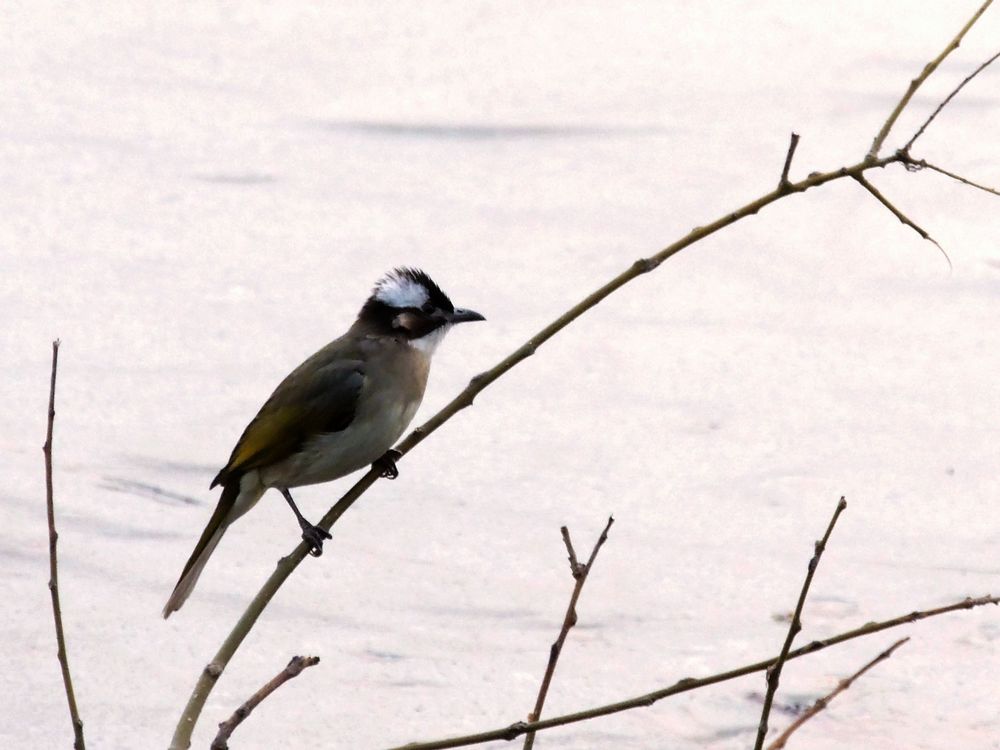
<box><xmin>904</xmin><ymin>49</ymin><xmax>1000</xmax><ymax>152</ymax></box>
<box><xmin>868</xmin><ymin>0</ymin><xmax>994</xmax><ymax>158</ymax></box>
<box><xmin>852</xmin><ymin>174</ymin><xmax>950</xmax><ymax>268</ymax></box>
<box><xmin>523</xmin><ymin>517</ymin><xmax>614</xmax><ymax>750</ymax></box>
<box><xmin>387</xmin><ymin>595</ymin><xmax>997</xmax><ymax>750</ymax></box>
<box><xmin>210</xmin><ymin>656</ymin><xmax>320</xmax><ymax>750</ymax></box>
<box><xmin>44</xmin><ymin>339</ymin><xmax>86</xmax><ymax>750</ymax></box>
<box><xmin>766</xmin><ymin>637</ymin><xmax>909</xmax><ymax>750</ymax></box>
<box><xmin>753</xmin><ymin>498</ymin><xmax>847</xmax><ymax>750</ymax></box>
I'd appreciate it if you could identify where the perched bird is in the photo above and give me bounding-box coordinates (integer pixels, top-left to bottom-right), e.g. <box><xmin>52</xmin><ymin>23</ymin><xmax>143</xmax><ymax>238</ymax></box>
<box><xmin>163</xmin><ymin>268</ymin><xmax>484</xmax><ymax>618</ymax></box>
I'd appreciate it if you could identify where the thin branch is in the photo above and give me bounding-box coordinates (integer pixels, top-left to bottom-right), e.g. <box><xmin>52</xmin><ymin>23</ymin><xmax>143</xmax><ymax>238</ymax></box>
<box><xmin>386</xmin><ymin>595</ymin><xmax>998</xmax><ymax>750</ymax></box>
<box><xmin>852</xmin><ymin>174</ymin><xmax>952</xmax><ymax>270</ymax></box>
<box><xmin>168</xmin><ymin>5</ymin><xmax>999</xmax><ymax>744</ymax></box>
<box><xmin>766</xmin><ymin>637</ymin><xmax>909</xmax><ymax>750</ymax></box>
<box><xmin>904</xmin><ymin>49</ymin><xmax>1000</xmax><ymax>152</ymax></box>
<box><xmin>43</xmin><ymin>339</ymin><xmax>86</xmax><ymax>750</ymax></box>
<box><xmin>560</xmin><ymin>527</ymin><xmax>582</xmax><ymax>578</ymax></box>
<box><xmin>910</xmin><ymin>158</ymin><xmax>1000</xmax><ymax>198</ymax></box>
<box><xmin>778</xmin><ymin>132</ymin><xmax>801</xmax><ymax>192</ymax></box>
<box><xmin>753</xmin><ymin>497</ymin><xmax>847</xmax><ymax>750</ymax></box>
<box><xmin>868</xmin><ymin>0</ymin><xmax>994</xmax><ymax>159</ymax></box>
<box><xmin>523</xmin><ymin>517</ymin><xmax>614</xmax><ymax>750</ymax></box>
<box><xmin>210</xmin><ymin>656</ymin><xmax>320</xmax><ymax>750</ymax></box>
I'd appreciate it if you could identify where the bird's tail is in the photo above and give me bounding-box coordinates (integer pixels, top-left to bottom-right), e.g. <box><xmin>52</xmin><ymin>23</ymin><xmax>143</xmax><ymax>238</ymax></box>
<box><xmin>162</xmin><ymin>474</ymin><xmax>265</xmax><ymax>618</ymax></box>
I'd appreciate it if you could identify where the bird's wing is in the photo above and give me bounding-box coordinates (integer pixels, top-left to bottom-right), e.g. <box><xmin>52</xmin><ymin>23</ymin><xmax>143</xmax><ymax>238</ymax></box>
<box><xmin>212</xmin><ymin>356</ymin><xmax>366</xmax><ymax>486</ymax></box>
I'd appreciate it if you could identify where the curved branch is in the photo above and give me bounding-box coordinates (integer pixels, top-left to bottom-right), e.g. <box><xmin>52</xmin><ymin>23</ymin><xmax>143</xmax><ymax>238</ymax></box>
<box><xmin>387</xmin><ymin>596</ymin><xmax>998</xmax><ymax>750</ymax></box>
<box><xmin>44</xmin><ymin>339</ymin><xmax>86</xmax><ymax>750</ymax></box>
<box><xmin>904</xmin><ymin>49</ymin><xmax>1000</xmax><ymax>152</ymax></box>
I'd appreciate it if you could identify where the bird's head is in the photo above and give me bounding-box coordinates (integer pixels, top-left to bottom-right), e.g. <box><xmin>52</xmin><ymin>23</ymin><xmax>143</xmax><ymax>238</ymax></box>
<box><xmin>358</xmin><ymin>267</ymin><xmax>485</xmax><ymax>353</ymax></box>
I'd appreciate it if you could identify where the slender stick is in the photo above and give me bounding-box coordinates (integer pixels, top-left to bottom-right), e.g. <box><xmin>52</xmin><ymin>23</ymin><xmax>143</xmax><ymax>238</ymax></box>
<box><xmin>523</xmin><ymin>517</ymin><xmax>614</xmax><ymax>750</ymax></box>
<box><xmin>753</xmin><ymin>498</ymin><xmax>847</xmax><ymax>750</ymax></box>
<box><xmin>386</xmin><ymin>595</ymin><xmax>997</xmax><ymax>750</ymax></box>
<box><xmin>766</xmin><ymin>637</ymin><xmax>909</xmax><ymax>750</ymax></box>
<box><xmin>852</xmin><ymin>175</ymin><xmax>951</xmax><ymax>269</ymax></box>
<box><xmin>778</xmin><ymin>132</ymin><xmax>801</xmax><ymax>191</ymax></box>
<box><xmin>43</xmin><ymin>339</ymin><xmax>86</xmax><ymax>750</ymax></box>
<box><xmin>210</xmin><ymin>656</ymin><xmax>320</xmax><ymax>750</ymax></box>
<box><xmin>904</xmin><ymin>49</ymin><xmax>1000</xmax><ymax>152</ymax></box>
<box><xmin>916</xmin><ymin>159</ymin><xmax>1000</xmax><ymax>198</ymax></box>
<box><xmin>867</xmin><ymin>0</ymin><xmax>994</xmax><ymax>159</ymax></box>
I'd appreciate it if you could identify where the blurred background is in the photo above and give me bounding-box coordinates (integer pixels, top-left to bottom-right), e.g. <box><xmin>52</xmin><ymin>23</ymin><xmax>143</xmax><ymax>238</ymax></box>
<box><xmin>3</xmin><ymin>2</ymin><xmax>999</xmax><ymax>748</ymax></box>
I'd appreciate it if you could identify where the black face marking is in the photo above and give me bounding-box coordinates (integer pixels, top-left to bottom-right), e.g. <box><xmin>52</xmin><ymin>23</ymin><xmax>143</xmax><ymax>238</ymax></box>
<box><xmin>358</xmin><ymin>268</ymin><xmax>455</xmax><ymax>339</ymax></box>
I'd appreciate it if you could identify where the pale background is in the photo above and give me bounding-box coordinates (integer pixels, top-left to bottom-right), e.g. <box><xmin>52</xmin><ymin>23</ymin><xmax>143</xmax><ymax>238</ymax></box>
<box><xmin>3</xmin><ymin>2</ymin><xmax>999</xmax><ymax>748</ymax></box>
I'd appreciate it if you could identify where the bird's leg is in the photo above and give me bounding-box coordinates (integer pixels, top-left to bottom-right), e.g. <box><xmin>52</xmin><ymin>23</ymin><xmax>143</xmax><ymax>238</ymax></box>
<box><xmin>279</xmin><ymin>488</ymin><xmax>332</xmax><ymax>557</ymax></box>
<box><xmin>373</xmin><ymin>448</ymin><xmax>402</xmax><ymax>480</ymax></box>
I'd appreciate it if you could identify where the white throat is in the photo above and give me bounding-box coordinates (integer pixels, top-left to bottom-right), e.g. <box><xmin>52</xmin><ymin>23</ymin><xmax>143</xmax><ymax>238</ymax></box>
<box><xmin>407</xmin><ymin>325</ymin><xmax>450</xmax><ymax>356</ymax></box>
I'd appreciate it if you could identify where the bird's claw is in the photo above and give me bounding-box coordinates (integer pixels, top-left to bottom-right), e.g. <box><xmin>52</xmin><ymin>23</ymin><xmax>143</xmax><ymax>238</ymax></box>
<box><xmin>301</xmin><ymin>524</ymin><xmax>332</xmax><ymax>557</ymax></box>
<box><xmin>375</xmin><ymin>449</ymin><xmax>402</xmax><ymax>480</ymax></box>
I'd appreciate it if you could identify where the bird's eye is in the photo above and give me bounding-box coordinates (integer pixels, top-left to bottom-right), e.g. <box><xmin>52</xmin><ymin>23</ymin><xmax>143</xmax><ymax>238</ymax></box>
<box><xmin>421</xmin><ymin>302</ymin><xmax>435</xmax><ymax>314</ymax></box>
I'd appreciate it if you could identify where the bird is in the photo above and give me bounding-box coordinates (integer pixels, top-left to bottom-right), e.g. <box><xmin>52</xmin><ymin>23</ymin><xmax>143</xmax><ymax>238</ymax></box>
<box><xmin>163</xmin><ymin>267</ymin><xmax>484</xmax><ymax>618</ymax></box>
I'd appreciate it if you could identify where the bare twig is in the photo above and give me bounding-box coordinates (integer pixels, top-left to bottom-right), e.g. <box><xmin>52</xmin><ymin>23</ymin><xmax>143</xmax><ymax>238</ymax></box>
<box><xmin>852</xmin><ymin>174</ymin><xmax>951</xmax><ymax>269</ymax></box>
<box><xmin>766</xmin><ymin>637</ymin><xmax>909</xmax><ymax>750</ymax></box>
<box><xmin>210</xmin><ymin>656</ymin><xmax>320</xmax><ymax>750</ymax></box>
<box><xmin>753</xmin><ymin>498</ymin><xmax>847</xmax><ymax>750</ymax></box>
<box><xmin>523</xmin><ymin>517</ymin><xmax>614</xmax><ymax>750</ymax></box>
<box><xmin>904</xmin><ymin>49</ymin><xmax>1000</xmax><ymax>152</ymax></box>
<box><xmin>386</xmin><ymin>595</ymin><xmax>997</xmax><ymax>750</ymax></box>
<box><xmin>560</xmin><ymin>527</ymin><xmax>582</xmax><ymax>577</ymax></box>
<box><xmin>868</xmin><ymin>0</ymin><xmax>994</xmax><ymax>158</ymax></box>
<box><xmin>168</xmin><ymin>5</ymin><xmax>999</xmax><ymax>745</ymax></box>
<box><xmin>778</xmin><ymin>132</ymin><xmax>801</xmax><ymax>191</ymax></box>
<box><xmin>908</xmin><ymin>158</ymin><xmax>1000</xmax><ymax>198</ymax></box>
<box><xmin>43</xmin><ymin>340</ymin><xmax>86</xmax><ymax>750</ymax></box>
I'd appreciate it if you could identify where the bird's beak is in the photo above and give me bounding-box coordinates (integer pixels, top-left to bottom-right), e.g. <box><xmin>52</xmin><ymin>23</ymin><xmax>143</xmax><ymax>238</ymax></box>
<box><xmin>447</xmin><ymin>308</ymin><xmax>486</xmax><ymax>324</ymax></box>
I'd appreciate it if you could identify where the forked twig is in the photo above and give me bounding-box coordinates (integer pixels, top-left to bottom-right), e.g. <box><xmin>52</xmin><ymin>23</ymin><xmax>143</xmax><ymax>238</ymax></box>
<box><xmin>913</xmin><ymin>159</ymin><xmax>1000</xmax><ymax>198</ymax></box>
<box><xmin>753</xmin><ymin>497</ymin><xmax>847</xmax><ymax>750</ymax></box>
<box><xmin>210</xmin><ymin>656</ymin><xmax>320</xmax><ymax>750</ymax></box>
<box><xmin>868</xmin><ymin>0</ymin><xmax>994</xmax><ymax>158</ymax></box>
<box><xmin>904</xmin><ymin>49</ymin><xmax>1000</xmax><ymax>152</ymax></box>
<box><xmin>852</xmin><ymin>175</ymin><xmax>952</xmax><ymax>269</ymax></box>
<box><xmin>387</xmin><ymin>595</ymin><xmax>997</xmax><ymax>750</ymax></box>
<box><xmin>766</xmin><ymin>637</ymin><xmax>909</xmax><ymax>750</ymax></box>
<box><xmin>523</xmin><ymin>517</ymin><xmax>614</xmax><ymax>750</ymax></box>
<box><xmin>43</xmin><ymin>340</ymin><xmax>86</xmax><ymax>750</ymax></box>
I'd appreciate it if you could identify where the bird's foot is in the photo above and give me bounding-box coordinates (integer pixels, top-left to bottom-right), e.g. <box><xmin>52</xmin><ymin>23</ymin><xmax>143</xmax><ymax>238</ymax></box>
<box><xmin>374</xmin><ymin>449</ymin><xmax>402</xmax><ymax>480</ymax></box>
<box><xmin>301</xmin><ymin>524</ymin><xmax>333</xmax><ymax>557</ymax></box>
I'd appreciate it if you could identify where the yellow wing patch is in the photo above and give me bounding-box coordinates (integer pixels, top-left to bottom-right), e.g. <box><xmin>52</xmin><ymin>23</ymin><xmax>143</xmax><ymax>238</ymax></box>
<box><xmin>227</xmin><ymin>405</ymin><xmax>303</xmax><ymax>473</ymax></box>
